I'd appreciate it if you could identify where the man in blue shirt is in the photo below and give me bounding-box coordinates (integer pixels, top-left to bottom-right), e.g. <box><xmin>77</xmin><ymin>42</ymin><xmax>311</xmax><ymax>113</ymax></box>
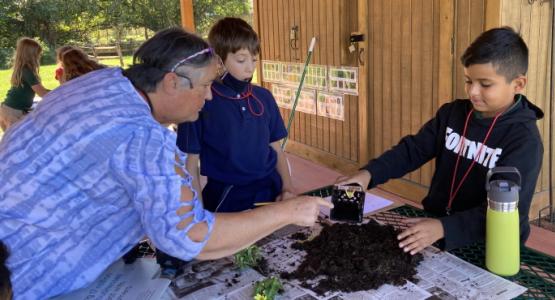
<box><xmin>0</xmin><ymin>28</ymin><xmax>331</xmax><ymax>299</ymax></box>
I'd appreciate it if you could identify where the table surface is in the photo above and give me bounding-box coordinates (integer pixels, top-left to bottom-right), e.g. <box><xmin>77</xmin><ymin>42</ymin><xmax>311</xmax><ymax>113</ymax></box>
<box><xmin>304</xmin><ymin>185</ymin><xmax>555</xmax><ymax>300</ymax></box>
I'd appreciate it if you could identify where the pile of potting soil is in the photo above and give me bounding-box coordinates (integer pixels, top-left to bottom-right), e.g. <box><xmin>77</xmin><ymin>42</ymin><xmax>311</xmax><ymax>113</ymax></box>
<box><xmin>281</xmin><ymin>219</ymin><xmax>423</xmax><ymax>294</ymax></box>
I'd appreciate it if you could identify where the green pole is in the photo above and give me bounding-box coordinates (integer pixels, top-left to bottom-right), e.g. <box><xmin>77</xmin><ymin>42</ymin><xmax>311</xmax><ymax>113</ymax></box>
<box><xmin>281</xmin><ymin>37</ymin><xmax>317</xmax><ymax>150</ymax></box>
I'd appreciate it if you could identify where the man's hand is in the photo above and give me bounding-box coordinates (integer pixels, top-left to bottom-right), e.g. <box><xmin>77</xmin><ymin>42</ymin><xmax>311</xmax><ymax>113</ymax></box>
<box><xmin>276</xmin><ymin>189</ymin><xmax>297</xmax><ymax>202</ymax></box>
<box><xmin>397</xmin><ymin>218</ymin><xmax>444</xmax><ymax>255</ymax></box>
<box><xmin>279</xmin><ymin>196</ymin><xmax>333</xmax><ymax>227</ymax></box>
<box><xmin>335</xmin><ymin>170</ymin><xmax>371</xmax><ymax>189</ymax></box>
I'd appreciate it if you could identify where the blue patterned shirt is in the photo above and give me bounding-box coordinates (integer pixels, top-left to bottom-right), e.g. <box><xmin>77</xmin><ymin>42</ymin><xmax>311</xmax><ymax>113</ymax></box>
<box><xmin>0</xmin><ymin>67</ymin><xmax>215</xmax><ymax>299</ymax></box>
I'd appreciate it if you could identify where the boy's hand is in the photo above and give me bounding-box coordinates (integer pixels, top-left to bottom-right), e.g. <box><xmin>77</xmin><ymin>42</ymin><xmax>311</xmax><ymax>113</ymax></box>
<box><xmin>336</xmin><ymin>170</ymin><xmax>371</xmax><ymax>189</ymax></box>
<box><xmin>397</xmin><ymin>218</ymin><xmax>444</xmax><ymax>255</ymax></box>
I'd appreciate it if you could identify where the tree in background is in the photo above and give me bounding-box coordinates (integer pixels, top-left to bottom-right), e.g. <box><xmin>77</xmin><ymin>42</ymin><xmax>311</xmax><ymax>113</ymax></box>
<box><xmin>130</xmin><ymin>0</ymin><xmax>181</xmax><ymax>36</ymax></box>
<box><xmin>6</xmin><ymin>0</ymin><xmax>101</xmax><ymax>49</ymax></box>
<box><xmin>127</xmin><ymin>0</ymin><xmax>252</xmax><ymax>38</ymax></box>
<box><xmin>193</xmin><ymin>0</ymin><xmax>252</xmax><ymax>37</ymax></box>
<box><xmin>0</xmin><ymin>0</ymin><xmax>252</xmax><ymax>68</ymax></box>
<box><xmin>0</xmin><ymin>0</ymin><xmax>103</xmax><ymax>66</ymax></box>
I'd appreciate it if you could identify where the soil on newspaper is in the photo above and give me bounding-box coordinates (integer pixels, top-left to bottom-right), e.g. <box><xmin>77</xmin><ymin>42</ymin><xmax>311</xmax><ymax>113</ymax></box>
<box><xmin>282</xmin><ymin>219</ymin><xmax>423</xmax><ymax>294</ymax></box>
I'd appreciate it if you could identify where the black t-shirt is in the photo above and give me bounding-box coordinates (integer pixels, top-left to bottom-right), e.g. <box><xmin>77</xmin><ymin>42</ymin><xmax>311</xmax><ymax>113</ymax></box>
<box><xmin>4</xmin><ymin>67</ymin><xmax>39</xmax><ymax>110</ymax></box>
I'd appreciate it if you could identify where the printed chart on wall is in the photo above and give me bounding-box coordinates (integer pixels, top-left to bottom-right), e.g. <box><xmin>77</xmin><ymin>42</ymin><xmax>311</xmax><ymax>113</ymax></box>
<box><xmin>282</xmin><ymin>62</ymin><xmax>303</xmax><ymax>85</ymax></box>
<box><xmin>317</xmin><ymin>92</ymin><xmax>344</xmax><ymax>121</ymax></box>
<box><xmin>295</xmin><ymin>89</ymin><xmax>317</xmax><ymax>115</ymax></box>
<box><xmin>305</xmin><ymin>64</ymin><xmax>327</xmax><ymax>90</ymax></box>
<box><xmin>262</xmin><ymin>60</ymin><xmax>281</xmax><ymax>83</ymax></box>
<box><xmin>329</xmin><ymin>66</ymin><xmax>358</xmax><ymax>95</ymax></box>
<box><xmin>272</xmin><ymin>85</ymin><xmax>293</xmax><ymax>109</ymax></box>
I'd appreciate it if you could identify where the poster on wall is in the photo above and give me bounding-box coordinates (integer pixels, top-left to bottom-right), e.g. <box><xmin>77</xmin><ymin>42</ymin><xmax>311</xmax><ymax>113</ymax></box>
<box><xmin>305</xmin><ymin>64</ymin><xmax>327</xmax><ymax>90</ymax></box>
<box><xmin>317</xmin><ymin>91</ymin><xmax>344</xmax><ymax>121</ymax></box>
<box><xmin>282</xmin><ymin>62</ymin><xmax>303</xmax><ymax>85</ymax></box>
<box><xmin>329</xmin><ymin>66</ymin><xmax>358</xmax><ymax>95</ymax></box>
<box><xmin>295</xmin><ymin>89</ymin><xmax>317</xmax><ymax>115</ymax></box>
<box><xmin>272</xmin><ymin>85</ymin><xmax>293</xmax><ymax>109</ymax></box>
<box><xmin>262</xmin><ymin>60</ymin><xmax>282</xmax><ymax>83</ymax></box>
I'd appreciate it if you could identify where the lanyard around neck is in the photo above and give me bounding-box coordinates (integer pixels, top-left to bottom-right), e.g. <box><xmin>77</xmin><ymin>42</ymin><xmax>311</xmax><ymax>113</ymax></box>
<box><xmin>446</xmin><ymin>108</ymin><xmax>503</xmax><ymax>215</ymax></box>
<box><xmin>211</xmin><ymin>84</ymin><xmax>265</xmax><ymax>117</ymax></box>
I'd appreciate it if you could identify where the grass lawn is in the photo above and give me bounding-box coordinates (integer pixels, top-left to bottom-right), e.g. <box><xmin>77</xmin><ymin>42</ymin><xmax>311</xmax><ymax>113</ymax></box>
<box><xmin>0</xmin><ymin>56</ymin><xmax>132</xmax><ymax>137</ymax></box>
<box><xmin>0</xmin><ymin>56</ymin><xmax>133</xmax><ymax>99</ymax></box>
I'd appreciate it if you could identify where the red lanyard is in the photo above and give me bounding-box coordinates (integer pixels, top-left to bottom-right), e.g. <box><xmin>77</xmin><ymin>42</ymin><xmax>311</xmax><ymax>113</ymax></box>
<box><xmin>446</xmin><ymin>109</ymin><xmax>503</xmax><ymax>215</ymax></box>
<box><xmin>211</xmin><ymin>84</ymin><xmax>265</xmax><ymax>117</ymax></box>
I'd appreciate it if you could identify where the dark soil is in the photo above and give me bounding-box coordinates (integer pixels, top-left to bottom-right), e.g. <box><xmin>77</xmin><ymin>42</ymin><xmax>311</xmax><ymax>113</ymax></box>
<box><xmin>253</xmin><ymin>257</ymin><xmax>271</xmax><ymax>276</ymax></box>
<box><xmin>282</xmin><ymin>219</ymin><xmax>422</xmax><ymax>294</ymax></box>
<box><xmin>289</xmin><ymin>232</ymin><xmax>309</xmax><ymax>241</ymax></box>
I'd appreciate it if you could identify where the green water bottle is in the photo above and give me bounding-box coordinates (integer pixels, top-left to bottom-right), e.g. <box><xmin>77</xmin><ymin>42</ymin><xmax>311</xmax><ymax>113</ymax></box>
<box><xmin>485</xmin><ymin>166</ymin><xmax>521</xmax><ymax>276</ymax></box>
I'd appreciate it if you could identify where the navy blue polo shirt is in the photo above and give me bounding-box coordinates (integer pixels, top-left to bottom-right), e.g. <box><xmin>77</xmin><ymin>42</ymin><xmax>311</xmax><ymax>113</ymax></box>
<box><xmin>177</xmin><ymin>73</ymin><xmax>288</xmax><ymax>185</ymax></box>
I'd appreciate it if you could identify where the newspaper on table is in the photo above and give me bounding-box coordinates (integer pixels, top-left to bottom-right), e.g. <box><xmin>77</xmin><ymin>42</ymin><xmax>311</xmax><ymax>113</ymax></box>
<box><xmin>166</xmin><ymin>218</ymin><xmax>526</xmax><ymax>300</ymax></box>
<box><xmin>53</xmin><ymin>258</ymin><xmax>170</xmax><ymax>300</ymax></box>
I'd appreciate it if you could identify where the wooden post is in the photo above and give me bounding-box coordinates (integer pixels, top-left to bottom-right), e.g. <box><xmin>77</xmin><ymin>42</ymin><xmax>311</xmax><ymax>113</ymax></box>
<box><xmin>116</xmin><ymin>43</ymin><xmax>124</xmax><ymax>67</ymax></box>
<box><xmin>252</xmin><ymin>0</ymin><xmax>262</xmax><ymax>84</ymax></box>
<box><xmin>180</xmin><ymin>0</ymin><xmax>195</xmax><ymax>32</ymax></box>
<box><xmin>357</xmin><ymin>0</ymin><xmax>369</xmax><ymax>165</ymax></box>
<box><xmin>92</xmin><ymin>46</ymin><xmax>98</xmax><ymax>60</ymax></box>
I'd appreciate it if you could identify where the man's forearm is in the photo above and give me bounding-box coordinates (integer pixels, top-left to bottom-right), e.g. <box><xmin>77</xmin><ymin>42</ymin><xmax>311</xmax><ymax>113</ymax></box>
<box><xmin>194</xmin><ymin>202</ymin><xmax>291</xmax><ymax>259</ymax></box>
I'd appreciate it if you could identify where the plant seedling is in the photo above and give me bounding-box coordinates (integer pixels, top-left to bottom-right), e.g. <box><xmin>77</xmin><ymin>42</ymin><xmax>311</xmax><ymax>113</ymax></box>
<box><xmin>253</xmin><ymin>276</ymin><xmax>283</xmax><ymax>300</ymax></box>
<box><xmin>234</xmin><ymin>245</ymin><xmax>262</xmax><ymax>270</ymax></box>
<box><xmin>330</xmin><ymin>183</ymin><xmax>365</xmax><ymax>222</ymax></box>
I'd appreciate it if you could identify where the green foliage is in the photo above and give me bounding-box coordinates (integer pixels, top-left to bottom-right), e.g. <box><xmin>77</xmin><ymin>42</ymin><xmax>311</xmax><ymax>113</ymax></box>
<box><xmin>253</xmin><ymin>277</ymin><xmax>283</xmax><ymax>300</ymax></box>
<box><xmin>0</xmin><ymin>0</ymin><xmax>252</xmax><ymax>62</ymax></box>
<box><xmin>0</xmin><ymin>48</ymin><xmax>13</xmax><ymax>69</ymax></box>
<box><xmin>234</xmin><ymin>245</ymin><xmax>262</xmax><ymax>269</ymax></box>
<box><xmin>10</xmin><ymin>0</ymin><xmax>101</xmax><ymax>48</ymax></box>
<box><xmin>193</xmin><ymin>0</ymin><xmax>252</xmax><ymax>37</ymax></box>
<box><xmin>128</xmin><ymin>0</ymin><xmax>181</xmax><ymax>32</ymax></box>
<box><xmin>0</xmin><ymin>0</ymin><xmax>19</xmax><ymax>48</ymax></box>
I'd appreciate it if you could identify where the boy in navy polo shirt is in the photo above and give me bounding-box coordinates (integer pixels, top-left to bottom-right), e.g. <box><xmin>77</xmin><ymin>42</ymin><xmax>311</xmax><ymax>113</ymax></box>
<box><xmin>177</xmin><ymin>17</ymin><xmax>295</xmax><ymax>212</ymax></box>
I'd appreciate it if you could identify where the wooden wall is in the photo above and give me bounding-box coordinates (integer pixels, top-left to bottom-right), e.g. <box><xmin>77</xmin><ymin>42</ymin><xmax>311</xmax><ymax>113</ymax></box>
<box><xmin>253</xmin><ymin>0</ymin><xmax>363</xmax><ymax>173</ymax></box>
<box><xmin>252</xmin><ymin>0</ymin><xmax>554</xmax><ymax>218</ymax></box>
<box><xmin>367</xmin><ymin>0</ymin><xmax>454</xmax><ymax>194</ymax></box>
<box><xmin>453</xmin><ymin>0</ymin><xmax>487</xmax><ymax>98</ymax></box>
<box><xmin>498</xmin><ymin>0</ymin><xmax>553</xmax><ymax>217</ymax></box>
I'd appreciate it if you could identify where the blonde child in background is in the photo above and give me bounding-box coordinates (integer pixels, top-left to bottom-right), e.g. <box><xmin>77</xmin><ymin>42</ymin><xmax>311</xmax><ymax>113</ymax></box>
<box><xmin>0</xmin><ymin>37</ymin><xmax>50</xmax><ymax>131</ymax></box>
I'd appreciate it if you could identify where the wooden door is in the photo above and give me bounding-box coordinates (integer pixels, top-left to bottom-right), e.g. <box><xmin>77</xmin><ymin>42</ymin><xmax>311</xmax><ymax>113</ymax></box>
<box><xmin>367</xmin><ymin>0</ymin><xmax>455</xmax><ymax>199</ymax></box>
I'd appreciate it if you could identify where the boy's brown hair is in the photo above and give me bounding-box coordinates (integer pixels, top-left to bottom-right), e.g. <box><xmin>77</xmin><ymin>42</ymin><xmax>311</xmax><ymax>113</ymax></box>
<box><xmin>208</xmin><ymin>17</ymin><xmax>260</xmax><ymax>62</ymax></box>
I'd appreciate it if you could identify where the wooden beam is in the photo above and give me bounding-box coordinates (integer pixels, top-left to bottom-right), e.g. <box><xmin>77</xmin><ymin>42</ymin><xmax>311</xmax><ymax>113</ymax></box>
<box><xmin>180</xmin><ymin>0</ymin><xmax>195</xmax><ymax>32</ymax></box>
<box><xmin>252</xmin><ymin>0</ymin><xmax>262</xmax><ymax>84</ymax></box>
<box><xmin>357</xmin><ymin>0</ymin><xmax>370</xmax><ymax>165</ymax></box>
